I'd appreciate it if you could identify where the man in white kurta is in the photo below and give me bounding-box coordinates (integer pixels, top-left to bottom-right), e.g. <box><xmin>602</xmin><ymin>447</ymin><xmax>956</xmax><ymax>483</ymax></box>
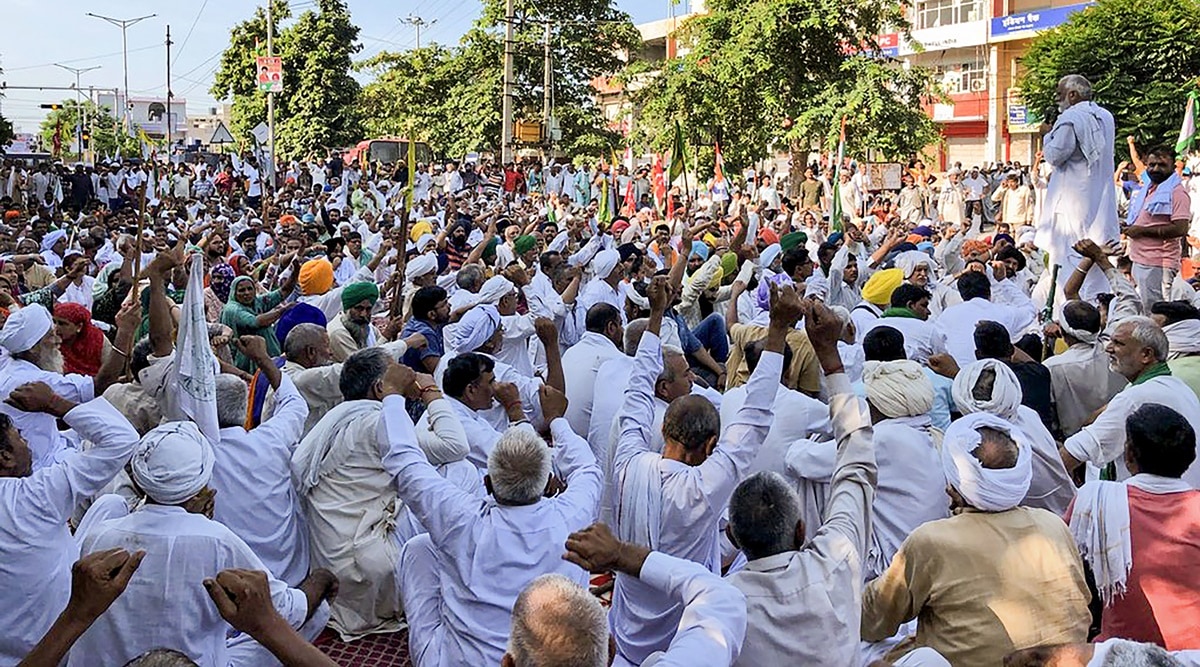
<box><xmin>71</xmin><ymin>421</ymin><xmax>326</xmax><ymax>667</ymax></box>
<box><xmin>380</xmin><ymin>386</ymin><xmax>602</xmax><ymax>667</ymax></box>
<box><xmin>562</xmin><ymin>305</ymin><xmax>625</xmax><ymax>439</ymax></box>
<box><xmin>936</xmin><ymin>274</ymin><xmax>1036</xmax><ymax>368</ymax></box>
<box><xmin>212</xmin><ymin>369</ymin><xmax>311</xmax><ymax>585</ymax></box>
<box><xmin>728</xmin><ymin>368</ymin><xmax>877</xmax><ymax>667</ymax></box>
<box><xmin>1036</xmin><ymin>74</ymin><xmax>1119</xmax><ymax>295</ymax></box>
<box><xmin>0</xmin><ymin>387</ymin><xmax>139</xmax><ymax>664</ymax></box>
<box><xmin>609</xmin><ymin>309</ymin><xmax>781</xmax><ymax>665</ymax></box>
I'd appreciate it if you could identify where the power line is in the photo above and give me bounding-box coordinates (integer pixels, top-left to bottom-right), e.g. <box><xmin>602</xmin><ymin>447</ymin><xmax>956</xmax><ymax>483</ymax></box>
<box><xmin>4</xmin><ymin>44</ymin><xmax>158</xmax><ymax>72</ymax></box>
<box><xmin>175</xmin><ymin>0</ymin><xmax>211</xmax><ymax>60</ymax></box>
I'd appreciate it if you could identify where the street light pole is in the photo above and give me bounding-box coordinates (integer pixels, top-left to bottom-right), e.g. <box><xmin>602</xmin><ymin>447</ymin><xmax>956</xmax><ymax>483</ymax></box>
<box><xmin>87</xmin><ymin>12</ymin><xmax>156</xmax><ymax>133</ymax></box>
<box><xmin>54</xmin><ymin>63</ymin><xmax>101</xmax><ymax>161</ymax></box>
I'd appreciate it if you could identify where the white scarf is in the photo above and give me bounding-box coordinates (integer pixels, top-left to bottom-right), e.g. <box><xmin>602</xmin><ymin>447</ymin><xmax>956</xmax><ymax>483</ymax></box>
<box><xmin>291</xmin><ymin>400</ymin><xmax>381</xmax><ymax>494</ymax></box>
<box><xmin>1068</xmin><ymin>474</ymin><xmax>1193</xmax><ymax>605</ymax></box>
<box><xmin>941</xmin><ymin>412</ymin><xmax>1032</xmax><ymax>512</ymax></box>
<box><xmin>951</xmin><ymin>358</ymin><xmax>1022</xmax><ymax>420</ymax></box>
<box><xmin>616</xmin><ymin>451</ymin><xmax>663</xmax><ymax>550</ymax></box>
<box><xmin>1163</xmin><ymin>319</ymin><xmax>1200</xmax><ymax>360</ymax></box>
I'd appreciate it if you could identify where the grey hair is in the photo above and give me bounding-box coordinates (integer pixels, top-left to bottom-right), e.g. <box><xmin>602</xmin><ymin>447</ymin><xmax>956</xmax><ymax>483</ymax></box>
<box><xmin>1120</xmin><ymin>316</ymin><xmax>1169</xmax><ymax>363</ymax></box>
<box><xmin>487</xmin><ymin>426</ymin><xmax>552</xmax><ymax>505</ymax></box>
<box><xmin>507</xmin><ymin>574</ymin><xmax>607</xmax><ymax>667</ymax></box>
<box><xmin>340</xmin><ymin>347</ymin><xmax>391</xmax><ymax>400</ymax></box>
<box><xmin>624</xmin><ymin>317</ymin><xmax>649</xmax><ymax>356</ymax></box>
<box><xmin>283</xmin><ymin>323</ymin><xmax>328</xmax><ymax>359</ymax></box>
<box><xmin>456</xmin><ymin>264</ymin><xmax>485</xmax><ymax>291</ymax></box>
<box><xmin>124</xmin><ymin>648</ymin><xmax>200</xmax><ymax>666</ymax></box>
<box><xmin>657</xmin><ymin>345</ymin><xmax>687</xmax><ymax>385</ymax></box>
<box><xmin>728</xmin><ymin>472</ymin><xmax>804</xmax><ymax>560</ymax></box>
<box><xmin>215</xmin><ymin>374</ymin><xmax>249</xmax><ymax>429</ymax></box>
<box><xmin>1059</xmin><ymin>74</ymin><xmax>1093</xmax><ymax>100</ymax></box>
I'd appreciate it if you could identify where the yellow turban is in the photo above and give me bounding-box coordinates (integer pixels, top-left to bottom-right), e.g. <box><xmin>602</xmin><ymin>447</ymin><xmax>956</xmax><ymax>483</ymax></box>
<box><xmin>861</xmin><ymin>267</ymin><xmax>903</xmax><ymax>306</ymax></box>
<box><xmin>298</xmin><ymin>258</ymin><xmax>335</xmax><ymax>296</ymax></box>
<box><xmin>410</xmin><ymin>221</ymin><xmax>433</xmax><ymax>242</ymax></box>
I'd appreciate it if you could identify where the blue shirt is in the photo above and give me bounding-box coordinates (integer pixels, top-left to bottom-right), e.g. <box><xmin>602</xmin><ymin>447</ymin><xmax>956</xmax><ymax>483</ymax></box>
<box><xmin>400</xmin><ymin>318</ymin><xmax>444</xmax><ymax>372</ymax></box>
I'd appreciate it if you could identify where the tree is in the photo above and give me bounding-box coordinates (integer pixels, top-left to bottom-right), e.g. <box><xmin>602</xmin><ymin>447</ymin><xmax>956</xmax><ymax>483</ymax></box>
<box><xmin>210</xmin><ymin>0</ymin><xmax>363</xmax><ymax>158</ymax></box>
<box><xmin>1019</xmin><ymin>0</ymin><xmax>1200</xmax><ymax>157</ymax></box>
<box><xmin>0</xmin><ymin>66</ymin><xmax>11</xmax><ymax>151</ymax></box>
<box><xmin>358</xmin><ymin>0</ymin><xmax>641</xmax><ymax>159</ymax></box>
<box><xmin>628</xmin><ymin>0</ymin><xmax>939</xmax><ymax>172</ymax></box>
<box><xmin>37</xmin><ymin>99</ymin><xmax>138</xmax><ymax>159</ymax></box>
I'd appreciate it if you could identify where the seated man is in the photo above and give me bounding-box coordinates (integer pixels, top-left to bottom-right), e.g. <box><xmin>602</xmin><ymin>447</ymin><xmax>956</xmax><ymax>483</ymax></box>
<box><xmin>210</xmin><ymin>335</ymin><xmax>310</xmax><ymax>585</ymax></box>
<box><xmin>438</xmin><ymin>352</ymin><xmax>537</xmax><ymax>471</ymax></box>
<box><xmin>725</xmin><ymin>301</ymin><xmax>880</xmax><ymax>667</ymax></box>
<box><xmin>610</xmin><ymin>276</ymin><xmax>797</xmax><ymax>665</ymax></box>
<box><xmin>1067</xmin><ymin>404</ymin><xmax>1200</xmax><ymax>649</ymax></box>
<box><xmin>862</xmin><ymin>413</ymin><xmax>1091</xmax><ymax>667</ymax></box>
<box><xmin>73</xmin><ymin>420</ymin><xmax>338</xmax><ymax>666</ymax></box>
<box><xmin>973</xmin><ymin>320</ymin><xmax>1056</xmax><ymax>434</ymax></box>
<box><xmin>327</xmin><ymin>281</ymin><xmax>382</xmax><ymax>362</ymax></box>
<box><xmin>376</xmin><ymin>364</ymin><xmax>601</xmax><ymax>666</ymax></box>
<box><xmin>291</xmin><ymin>347</ymin><xmax>474</xmax><ymax>639</ymax></box>
<box><xmin>864</xmin><ymin>283</ymin><xmax>947</xmax><ymax>364</ymax></box>
<box><xmin>0</xmin><ymin>380</ymin><xmax>141</xmax><ymax>663</ymax></box>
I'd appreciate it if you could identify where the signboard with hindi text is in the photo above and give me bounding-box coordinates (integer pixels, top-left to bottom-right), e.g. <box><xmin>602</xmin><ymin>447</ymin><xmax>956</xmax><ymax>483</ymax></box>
<box><xmin>865</xmin><ymin>163</ymin><xmax>903</xmax><ymax>191</ymax></box>
<box><xmin>990</xmin><ymin>3</ymin><xmax>1094</xmax><ymax>41</ymax></box>
<box><xmin>256</xmin><ymin>56</ymin><xmax>284</xmax><ymax>93</ymax></box>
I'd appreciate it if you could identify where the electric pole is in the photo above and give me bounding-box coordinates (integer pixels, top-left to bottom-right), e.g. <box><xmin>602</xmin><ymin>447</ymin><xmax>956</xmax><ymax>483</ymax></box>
<box><xmin>87</xmin><ymin>12</ymin><xmax>156</xmax><ymax>133</ymax></box>
<box><xmin>54</xmin><ymin>63</ymin><xmax>101</xmax><ymax>161</ymax></box>
<box><xmin>542</xmin><ymin>21</ymin><xmax>553</xmax><ymax>155</ymax></box>
<box><xmin>165</xmin><ymin>25</ymin><xmax>173</xmax><ymax>152</ymax></box>
<box><xmin>500</xmin><ymin>0</ymin><xmax>515</xmax><ymax>163</ymax></box>
<box><xmin>401</xmin><ymin>14</ymin><xmax>436</xmax><ymax>49</ymax></box>
<box><xmin>267</xmin><ymin>0</ymin><xmax>275</xmax><ymax>192</ymax></box>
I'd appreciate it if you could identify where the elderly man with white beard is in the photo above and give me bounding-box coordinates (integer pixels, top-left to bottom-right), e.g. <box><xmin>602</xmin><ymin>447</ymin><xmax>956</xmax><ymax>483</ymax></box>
<box><xmin>862</xmin><ymin>413</ymin><xmax>1092</xmax><ymax>667</ymax></box>
<box><xmin>0</xmin><ymin>302</ymin><xmax>134</xmax><ymax>471</ymax></box>
<box><xmin>951</xmin><ymin>359</ymin><xmax>1076</xmax><ymax>515</ymax></box>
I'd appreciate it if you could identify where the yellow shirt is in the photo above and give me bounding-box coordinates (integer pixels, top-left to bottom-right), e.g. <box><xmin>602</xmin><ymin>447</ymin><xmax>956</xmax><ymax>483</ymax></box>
<box><xmin>725</xmin><ymin>323</ymin><xmax>821</xmax><ymax>396</ymax></box>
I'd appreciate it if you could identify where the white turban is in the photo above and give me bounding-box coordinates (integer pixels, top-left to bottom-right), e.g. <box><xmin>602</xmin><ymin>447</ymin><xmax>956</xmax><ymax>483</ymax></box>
<box><xmin>1059</xmin><ymin>301</ymin><xmax>1101</xmax><ymax>345</ymax></box>
<box><xmin>862</xmin><ymin>360</ymin><xmax>934</xmax><ymax>418</ymax></box>
<box><xmin>405</xmin><ymin>254</ymin><xmax>439</xmax><ymax>282</ymax></box>
<box><xmin>130</xmin><ymin>422</ymin><xmax>215</xmax><ymax>505</ymax></box>
<box><xmin>941</xmin><ymin>412</ymin><xmax>1032</xmax><ymax>512</ymax></box>
<box><xmin>759</xmin><ymin>243</ymin><xmax>782</xmax><ymax>270</ymax></box>
<box><xmin>476</xmin><ymin>276</ymin><xmax>516</xmax><ymax>305</ymax></box>
<box><xmin>804</xmin><ymin>276</ymin><xmax>829</xmax><ymax>301</ymax></box>
<box><xmin>40</xmin><ymin>229</ymin><xmax>67</xmax><ymax>253</ymax></box>
<box><xmin>0</xmin><ymin>304</ymin><xmax>52</xmax><ymax>355</ymax></box>
<box><xmin>1164</xmin><ymin>319</ymin><xmax>1200</xmax><ymax>360</ymax></box>
<box><xmin>591</xmin><ymin>249</ymin><xmax>621</xmax><ymax>280</ymax></box>
<box><xmin>952</xmin><ymin>358</ymin><xmax>1022</xmax><ymax>420</ymax></box>
<box><xmin>450</xmin><ymin>304</ymin><xmax>501</xmax><ymax>353</ymax></box>
<box><xmin>894</xmin><ymin>250</ymin><xmax>936</xmax><ymax>280</ymax></box>
<box><xmin>416</xmin><ymin>233</ymin><xmax>436</xmax><ymax>253</ymax></box>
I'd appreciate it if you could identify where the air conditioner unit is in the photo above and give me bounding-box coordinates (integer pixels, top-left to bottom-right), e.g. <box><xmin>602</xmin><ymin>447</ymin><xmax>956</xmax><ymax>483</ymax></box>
<box><xmin>970</xmin><ymin>79</ymin><xmax>986</xmax><ymax>92</ymax></box>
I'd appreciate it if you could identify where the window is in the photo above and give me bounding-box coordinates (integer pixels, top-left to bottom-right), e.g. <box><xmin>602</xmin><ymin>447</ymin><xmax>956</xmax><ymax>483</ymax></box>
<box><xmin>914</xmin><ymin>0</ymin><xmax>984</xmax><ymax>29</ymax></box>
<box><xmin>933</xmin><ymin>56</ymin><xmax>988</xmax><ymax>95</ymax></box>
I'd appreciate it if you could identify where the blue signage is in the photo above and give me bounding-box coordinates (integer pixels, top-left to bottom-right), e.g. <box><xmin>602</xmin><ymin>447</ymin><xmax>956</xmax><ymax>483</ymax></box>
<box><xmin>990</xmin><ymin>3</ymin><xmax>1094</xmax><ymax>39</ymax></box>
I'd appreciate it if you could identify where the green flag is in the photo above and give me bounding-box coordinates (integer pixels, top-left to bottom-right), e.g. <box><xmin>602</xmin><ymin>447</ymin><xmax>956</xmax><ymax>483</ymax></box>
<box><xmin>668</xmin><ymin>120</ymin><xmax>686</xmax><ymax>185</ymax></box>
<box><xmin>1177</xmin><ymin>91</ymin><xmax>1198</xmax><ymax>158</ymax></box>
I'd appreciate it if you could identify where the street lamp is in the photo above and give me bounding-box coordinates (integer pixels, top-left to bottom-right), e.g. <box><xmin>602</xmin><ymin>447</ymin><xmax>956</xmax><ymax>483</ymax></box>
<box><xmin>86</xmin><ymin>12</ymin><xmax>155</xmax><ymax>132</ymax></box>
<box><xmin>54</xmin><ymin>64</ymin><xmax>101</xmax><ymax>160</ymax></box>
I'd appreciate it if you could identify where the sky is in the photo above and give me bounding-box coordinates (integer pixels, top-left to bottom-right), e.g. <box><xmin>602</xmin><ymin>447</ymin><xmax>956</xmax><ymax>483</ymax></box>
<box><xmin>1</xmin><ymin>0</ymin><xmax>693</xmax><ymax>133</ymax></box>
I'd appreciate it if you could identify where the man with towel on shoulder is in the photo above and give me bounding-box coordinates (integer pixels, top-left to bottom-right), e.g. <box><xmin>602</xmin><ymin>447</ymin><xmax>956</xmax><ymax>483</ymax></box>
<box><xmin>328</xmin><ymin>281</ymin><xmax>382</xmax><ymax>362</ymax></box>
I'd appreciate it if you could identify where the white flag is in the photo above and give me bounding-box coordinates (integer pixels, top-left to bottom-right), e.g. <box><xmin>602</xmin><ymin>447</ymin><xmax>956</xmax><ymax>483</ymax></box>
<box><xmin>169</xmin><ymin>254</ymin><xmax>220</xmax><ymax>444</ymax></box>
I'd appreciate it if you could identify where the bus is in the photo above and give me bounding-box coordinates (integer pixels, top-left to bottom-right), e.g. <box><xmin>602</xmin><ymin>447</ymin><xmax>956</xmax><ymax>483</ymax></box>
<box><xmin>344</xmin><ymin>137</ymin><xmax>435</xmax><ymax>168</ymax></box>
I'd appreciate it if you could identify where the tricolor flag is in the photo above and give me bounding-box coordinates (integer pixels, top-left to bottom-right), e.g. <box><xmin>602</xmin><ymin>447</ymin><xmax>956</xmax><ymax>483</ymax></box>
<box><xmin>830</xmin><ymin>117</ymin><xmax>847</xmax><ymax>232</ymax></box>
<box><xmin>1177</xmin><ymin>91</ymin><xmax>1198</xmax><ymax>158</ymax></box>
<box><xmin>170</xmin><ymin>254</ymin><xmax>221</xmax><ymax>444</ymax></box>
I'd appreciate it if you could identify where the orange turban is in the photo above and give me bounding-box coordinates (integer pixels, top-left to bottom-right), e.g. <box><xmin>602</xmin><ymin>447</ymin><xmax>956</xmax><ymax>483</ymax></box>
<box><xmin>298</xmin><ymin>258</ymin><xmax>334</xmax><ymax>296</ymax></box>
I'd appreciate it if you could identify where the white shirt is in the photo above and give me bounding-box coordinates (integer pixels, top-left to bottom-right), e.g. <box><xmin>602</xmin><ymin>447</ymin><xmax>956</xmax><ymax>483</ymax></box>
<box><xmin>0</xmin><ymin>400</ymin><xmax>138</xmax><ymax>665</ymax></box>
<box><xmin>1064</xmin><ymin>375</ymin><xmax>1200</xmax><ymax>487</ymax></box>
<box><xmin>1043</xmin><ymin>342</ymin><xmax>1127</xmax><ymax>438</ymax></box>
<box><xmin>720</xmin><ymin>383</ymin><xmax>830</xmax><ymax>477</ymax></box>
<box><xmin>864</xmin><ymin>314</ymin><xmax>948</xmax><ymax>364</ymax></box>
<box><xmin>496</xmin><ymin>313</ymin><xmax>537</xmax><ymax>379</ymax></box>
<box><xmin>728</xmin><ymin>376</ymin><xmax>875</xmax><ymax>667</ymax></box>
<box><xmin>242</xmin><ymin>162</ymin><xmax>263</xmax><ymax>197</ymax></box>
<box><xmin>636</xmin><ymin>552</ymin><xmax>748</xmax><ymax>667</ymax></box>
<box><xmin>610</xmin><ymin>332</ymin><xmax>780</xmax><ymax>665</ymax></box>
<box><xmin>71</xmin><ymin>505</ymin><xmax>309</xmax><ymax>667</ymax></box>
<box><xmin>961</xmin><ymin>175</ymin><xmax>987</xmax><ymax>200</ymax></box>
<box><xmin>563</xmin><ymin>331</ymin><xmax>624</xmax><ymax>438</ymax></box>
<box><xmin>212</xmin><ymin>374</ymin><xmax>311</xmax><ymax>585</ymax></box>
<box><xmin>377</xmin><ymin>395</ymin><xmax>602</xmax><ymax>667</ymax></box>
<box><xmin>0</xmin><ymin>359</ymin><xmax>94</xmax><ymax>470</ymax></box>
<box><xmin>935</xmin><ymin>297</ymin><xmax>1036</xmax><ymax>368</ymax></box>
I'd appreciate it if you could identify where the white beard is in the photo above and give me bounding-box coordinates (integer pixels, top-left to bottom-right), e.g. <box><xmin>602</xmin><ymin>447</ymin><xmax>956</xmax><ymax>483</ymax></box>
<box><xmin>37</xmin><ymin>347</ymin><xmax>64</xmax><ymax>374</ymax></box>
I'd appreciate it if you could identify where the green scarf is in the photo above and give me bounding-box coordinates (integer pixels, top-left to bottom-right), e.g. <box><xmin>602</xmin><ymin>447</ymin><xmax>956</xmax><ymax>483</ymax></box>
<box><xmin>1131</xmin><ymin>361</ymin><xmax>1172</xmax><ymax>386</ymax></box>
<box><xmin>880</xmin><ymin>306</ymin><xmax>921</xmax><ymax>319</ymax></box>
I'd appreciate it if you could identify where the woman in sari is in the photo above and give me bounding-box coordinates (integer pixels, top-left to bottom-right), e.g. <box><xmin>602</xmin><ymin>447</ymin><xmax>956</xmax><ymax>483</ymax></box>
<box><xmin>219</xmin><ymin>273</ymin><xmax>297</xmax><ymax>371</ymax></box>
<box><xmin>53</xmin><ymin>302</ymin><xmax>111</xmax><ymax>377</ymax></box>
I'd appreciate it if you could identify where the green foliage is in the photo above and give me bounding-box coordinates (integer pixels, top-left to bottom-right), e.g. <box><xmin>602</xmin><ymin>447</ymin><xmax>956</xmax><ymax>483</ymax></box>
<box><xmin>1019</xmin><ymin>0</ymin><xmax>1200</xmax><ymax>157</ymax></box>
<box><xmin>37</xmin><ymin>99</ymin><xmax>138</xmax><ymax>159</ymax></box>
<box><xmin>210</xmin><ymin>0</ymin><xmax>363</xmax><ymax>158</ymax></box>
<box><xmin>630</xmin><ymin>0</ymin><xmax>939</xmax><ymax>171</ymax></box>
<box><xmin>358</xmin><ymin>0</ymin><xmax>641</xmax><ymax>158</ymax></box>
<box><xmin>0</xmin><ymin>115</ymin><xmax>12</xmax><ymax>151</ymax></box>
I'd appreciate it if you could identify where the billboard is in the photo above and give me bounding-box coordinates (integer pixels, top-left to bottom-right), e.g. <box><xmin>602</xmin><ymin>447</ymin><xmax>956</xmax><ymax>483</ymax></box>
<box><xmin>990</xmin><ymin>3</ymin><xmax>1094</xmax><ymax>41</ymax></box>
<box><xmin>256</xmin><ymin>56</ymin><xmax>284</xmax><ymax>93</ymax></box>
<box><xmin>96</xmin><ymin>93</ymin><xmax>188</xmax><ymax>139</ymax></box>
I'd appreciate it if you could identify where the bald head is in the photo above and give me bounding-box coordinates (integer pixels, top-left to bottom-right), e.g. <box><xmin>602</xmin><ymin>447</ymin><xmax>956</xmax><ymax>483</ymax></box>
<box><xmin>505</xmin><ymin>574</ymin><xmax>607</xmax><ymax>667</ymax></box>
<box><xmin>284</xmin><ymin>323</ymin><xmax>332</xmax><ymax>368</ymax></box>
